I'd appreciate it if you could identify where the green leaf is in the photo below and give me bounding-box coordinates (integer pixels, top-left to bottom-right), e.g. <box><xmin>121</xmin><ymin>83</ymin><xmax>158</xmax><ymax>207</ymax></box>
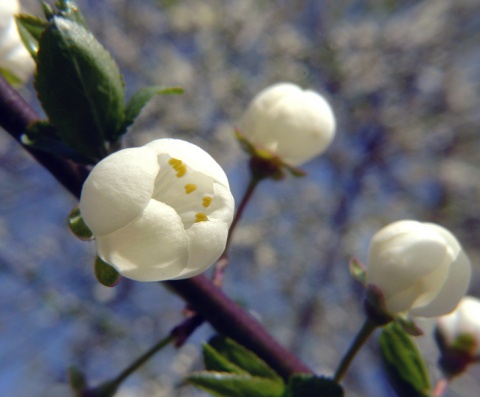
<box><xmin>349</xmin><ymin>257</ymin><xmax>366</xmax><ymax>285</ymax></box>
<box><xmin>55</xmin><ymin>0</ymin><xmax>88</xmax><ymax>27</ymax></box>
<box><xmin>35</xmin><ymin>17</ymin><xmax>125</xmax><ymax>162</ymax></box>
<box><xmin>94</xmin><ymin>256</ymin><xmax>122</xmax><ymax>287</ymax></box>
<box><xmin>122</xmin><ymin>86</ymin><xmax>183</xmax><ymax>134</ymax></box>
<box><xmin>208</xmin><ymin>336</ymin><xmax>282</xmax><ymax>382</ymax></box>
<box><xmin>188</xmin><ymin>372</ymin><xmax>284</xmax><ymax>397</ymax></box>
<box><xmin>284</xmin><ymin>374</ymin><xmax>344</xmax><ymax>397</ymax></box>
<box><xmin>0</xmin><ymin>67</ymin><xmax>23</xmax><ymax>86</ymax></box>
<box><xmin>67</xmin><ymin>207</ymin><xmax>93</xmax><ymax>240</ymax></box>
<box><xmin>15</xmin><ymin>14</ymin><xmax>47</xmax><ymax>61</ymax></box>
<box><xmin>379</xmin><ymin>322</ymin><xmax>431</xmax><ymax>397</ymax></box>
<box><xmin>203</xmin><ymin>343</ymin><xmax>249</xmax><ymax>375</ymax></box>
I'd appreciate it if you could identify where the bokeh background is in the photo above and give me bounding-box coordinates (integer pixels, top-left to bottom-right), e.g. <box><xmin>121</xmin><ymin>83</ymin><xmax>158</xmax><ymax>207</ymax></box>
<box><xmin>1</xmin><ymin>0</ymin><xmax>480</xmax><ymax>396</ymax></box>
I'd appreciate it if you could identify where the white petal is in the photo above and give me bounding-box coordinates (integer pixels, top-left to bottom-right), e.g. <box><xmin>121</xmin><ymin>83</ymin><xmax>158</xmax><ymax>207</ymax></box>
<box><xmin>0</xmin><ymin>20</ymin><xmax>35</xmax><ymax>83</ymax></box>
<box><xmin>96</xmin><ymin>200</ymin><xmax>189</xmax><ymax>281</ymax></box>
<box><xmin>172</xmin><ymin>220</ymin><xmax>230</xmax><ymax>279</ymax></box>
<box><xmin>267</xmin><ymin>91</ymin><xmax>335</xmax><ymax>165</ymax></box>
<box><xmin>425</xmin><ymin>223</ymin><xmax>462</xmax><ymax>256</ymax></box>
<box><xmin>367</xmin><ymin>220</ymin><xmax>421</xmax><ymax>248</ymax></box>
<box><xmin>208</xmin><ymin>181</ymin><xmax>235</xmax><ymax>224</ymax></box>
<box><xmin>0</xmin><ymin>0</ymin><xmax>19</xmax><ymax>21</ymax></box>
<box><xmin>241</xmin><ymin>83</ymin><xmax>301</xmax><ymax>146</ymax></box>
<box><xmin>80</xmin><ymin>146</ymin><xmax>159</xmax><ymax>236</ymax></box>
<box><xmin>410</xmin><ymin>250</ymin><xmax>471</xmax><ymax>317</ymax></box>
<box><xmin>146</xmin><ymin>139</ymin><xmax>230</xmax><ymax>188</ymax></box>
<box><xmin>367</xmin><ymin>226</ymin><xmax>449</xmax><ymax>300</ymax></box>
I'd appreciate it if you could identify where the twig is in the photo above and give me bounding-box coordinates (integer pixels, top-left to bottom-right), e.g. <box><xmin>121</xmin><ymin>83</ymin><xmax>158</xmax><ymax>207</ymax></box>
<box><xmin>0</xmin><ymin>75</ymin><xmax>312</xmax><ymax>380</ymax></box>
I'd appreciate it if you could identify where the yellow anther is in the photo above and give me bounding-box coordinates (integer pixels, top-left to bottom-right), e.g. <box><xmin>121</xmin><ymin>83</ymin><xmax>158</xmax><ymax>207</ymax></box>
<box><xmin>195</xmin><ymin>212</ymin><xmax>208</xmax><ymax>223</ymax></box>
<box><xmin>184</xmin><ymin>184</ymin><xmax>197</xmax><ymax>194</ymax></box>
<box><xmin>168</xmin><ymin>158</ymin><xmax>187</xmax><ymax>177</ymax></box>
<box><xmin>202</xmin><ymin>196</ymin><xmax>212</xmax><ymax>208</ymax></box>
<box><xmin>169</xmin><ymin>158</ymin><xmax>182</xmax><ymax>167</ymax></box>
<box><xmin>176</xmin><ymin>165</ymin><xmax>187</xmax><ymax>177</ymax></box>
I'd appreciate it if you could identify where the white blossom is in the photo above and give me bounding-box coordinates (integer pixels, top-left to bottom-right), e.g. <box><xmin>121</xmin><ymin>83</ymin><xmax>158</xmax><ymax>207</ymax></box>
<box><xmin>366</xmin><ymin>220</ymin><xmax>471</xmax><ymax>317</ymax></box>
<box><xmin>80</xmin><ymin>139</ymin><xmax>235</xmax><ymax>282</ymax></box>
<box><xmin>437</xmin><ymin>296</ymin><xmax>480</xmax><ymax>356</ymax></box>
<box><xmin>0</xmin><ymin>0</ymin><xmax>35</xmax><ymax>84</ymax></box>
<box><xmin>239</xmin><ymin>82</ymin><xmax>336</xmax><ymax>166</ymax></box>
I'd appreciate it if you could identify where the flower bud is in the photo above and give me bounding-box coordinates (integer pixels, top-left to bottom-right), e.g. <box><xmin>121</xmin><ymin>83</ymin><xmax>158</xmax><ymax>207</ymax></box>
<box><xmin>0</xmin><ymin>0</ymin><xmax>35</xmax><ymax>84</ymax></box>
<box><xmin>239</xmin><ymin>82</ymin><xmax>336</xmax><ymax>166</ymax></box>
<box><xmin>79</xmin><ymin>139</ymin><xmax>235</xmax><ymax>282</ymax></box>
<box><xmin>437</xmin><ymin>296</ymin><xmax>480</xmax><ymax>355</ymax></box>
<box><xmin>366</xmin><ymin>220</ymin><xmax>471</xmax><ymax>318</ymax></box>
<box><xmin>435</xmin><ymin>296</ymin><xmax>480</xmax><ymax>377</ymax></box>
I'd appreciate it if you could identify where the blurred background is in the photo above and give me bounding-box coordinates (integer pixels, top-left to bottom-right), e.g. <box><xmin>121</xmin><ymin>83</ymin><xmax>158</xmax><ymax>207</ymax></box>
<box><xmin>1</xmin><ymin>0</ymin><xmax>480</xmax><ymax>396</ymax></box>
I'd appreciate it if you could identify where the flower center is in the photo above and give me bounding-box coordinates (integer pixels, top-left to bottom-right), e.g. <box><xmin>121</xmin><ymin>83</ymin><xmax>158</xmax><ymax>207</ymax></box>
<box><xmin>152</xmin><ymin>155</ymin><xmax>214</xmax><ymax>229</ymax></box>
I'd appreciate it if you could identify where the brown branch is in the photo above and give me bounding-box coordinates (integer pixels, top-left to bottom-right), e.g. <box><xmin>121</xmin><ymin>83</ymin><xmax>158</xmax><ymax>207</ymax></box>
<box><xmin>0</xmin><ymin>77</ymin><xmax>89</xmax><ymax>197</ymax></box>
<box><xmin>0</xmin><ymin>75</ymin><xmax>312</xmax><ymax>380</ymax></box>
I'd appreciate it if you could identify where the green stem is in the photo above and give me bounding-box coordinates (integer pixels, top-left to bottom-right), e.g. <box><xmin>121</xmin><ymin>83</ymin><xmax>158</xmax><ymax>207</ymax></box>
<box><xmin>333</xmin><ymin>319</ymin><xmax>377</xmax><ymax>383</ymax></box>
<box><xmin>108</xmin><ymin>334</ymin><xmax>175</xmax><ymax>390</ymax></box>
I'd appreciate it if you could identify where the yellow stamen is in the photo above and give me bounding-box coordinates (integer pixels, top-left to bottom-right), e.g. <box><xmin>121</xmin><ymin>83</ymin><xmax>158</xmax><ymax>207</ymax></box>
<box><xmin>202</xmin><ymin>196</ymin><xmax>212</xmax><ymax>208</ymax></box>
<box><xmin>195</xmin><ymin>212</ymin><xmax>208</xmax><ymax>223</ymax></box>
<box><xmin>169</xmin><ymin>158</ymin><xmax>187</xmax><ymax>177</ymax></box>
<box><xmin>184</xmin><ymin>184</ymin><xmax>197</xmax><ymax>194</ymax></box>
<box><xmin>169</xmin><ymin>158</ymin><xmax>182</xmax><ymax>167</ymax></box>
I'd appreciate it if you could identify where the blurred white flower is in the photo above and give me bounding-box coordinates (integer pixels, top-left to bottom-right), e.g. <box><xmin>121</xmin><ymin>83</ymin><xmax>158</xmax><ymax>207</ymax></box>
<box><xmin>0</xmin><ymin>0</ymin><xmax>35</xmax><ymax>84</ymax></box>
<box><xmin>366</xmin><ymin>220</ymin><xmax>471</xmax><ymax>318</ymax></box>
<box><xmin>239</xmin><ymin>82</ymin><xmax>336</xmax><ymax>166</ymax></box>
<box><xmin>0</xmin><ymin>0</ymin><xmax>19</xmax><ymax>19</ymax></box>
<box><xmin>80</xmin><ymin>139</ymin><xmax>235</xmax><ymax>282</ymax></box>
<box><xmin>437</xmin><ymin>296</ymin><xmax>480</xmax><ymax>356</ymax></box>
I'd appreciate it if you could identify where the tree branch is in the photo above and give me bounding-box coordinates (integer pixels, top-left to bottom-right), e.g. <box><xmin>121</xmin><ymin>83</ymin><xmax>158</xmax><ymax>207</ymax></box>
<box><xmin>0</xmin><ymin>75</ymin><xmax>312</xmax><ymax>380</ymax></box>
<box><xmin>0</xmin><ymin>77</ymin><xmax>89</xmax><ymax>197</ymax></box>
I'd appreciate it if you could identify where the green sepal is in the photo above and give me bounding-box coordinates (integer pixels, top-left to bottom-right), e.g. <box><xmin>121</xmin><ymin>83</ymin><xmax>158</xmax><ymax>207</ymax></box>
<box><xmin>67</xmin><ymin>207</ymin><xmax>93</xmax><ymax>240</ymax></box>
<box><xmin>121</xmin><ymin>85</ymin><xmax>184</xmax><ymax>137</ymax></box>
<box><xmin>395</xmin><ymin>315</ymin><xmax>424</xmax><ymax>337</ymax></box>
<box><xmin>349</xmin><ymin>257</ymin><xmax>366</xmax><ymax>286</ymax></box>
<box><xmin>41</xmin><ymin>2</ymin><xmax>55</xmax><ymax>20</ymax></box>
<box><xmin>235</xmin><ymin>129</ymin><xmax>257</xmax><ymax>157</ymax></box>
<box><xmin>284</xmin><ymin>374</ymin><xmax>344</xmax><ymax>397</ymax></box>
<box><xmin>55</xmin><ymin>0</ymin><xmax>88</xmax><ymax>27</ymax></box>
<box><xmin>0</xmin><ymin>67</ymin><xmax>23</xmax><ymax>86</ymax></box>
<box><xmin>208</xmin><ymin>335</ymin><xmax>282</xmax><ymax>381</ymax></box>
<box><xmin>24</xmin><ymin>120</ymin><xmax>92</xmax><ymax>163</ymax></box>
<box><xmin>94</xmin><ymin>256</ymin><xmax>122</xmax><ymax>287</ymax></box>
<box><xmin>283</xmin><ymin>163</ymin><xmax>307</xmax><ymax>178</ymax></box>
<box><xmin>379</xmin><ymin>322</ymin><xmax>431</xmax><ymax>397</ymax></box>
<box><xmin>203</xmin><ymin>343</ymin><xmax>249</xmax><ymax>375</ymax></box>
<box><xmin>187</xmin><ymin>372</ymin><xmax>285</xmax><ymax>397</ymax></box>
<box><xmin>68</xmin><ymin>366</ymin><xmax>87</xmax><ymax>392</ymax></box>
<box><xmin>35</xmin><ymin>17</ymin><xmax>125</xmax><ymax>162</ymax></box>
<box><xmin>364</xmin><ymin>284</ymin><xmax>394</xmax><ymax>326</ymax></box>
<box><xmin>15</xmin><ymin>15</ymin><xmax>47</xmax><ymax>61</ymax></box>
<box><xmin>236</xmin><ymin>130</ymin><xmax>307</xmax><ymax>181</ymax></box>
